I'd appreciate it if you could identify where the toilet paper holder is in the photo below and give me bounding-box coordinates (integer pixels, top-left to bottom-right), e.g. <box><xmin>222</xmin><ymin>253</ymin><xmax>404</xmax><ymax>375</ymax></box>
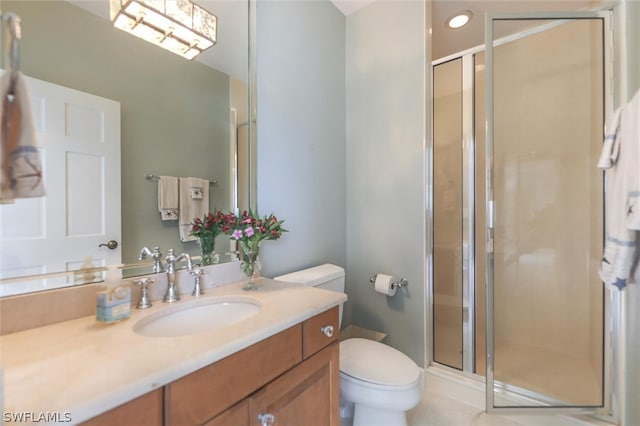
<box><xmin>369</xmin><ymin>275</ymin><xmax>408</xmax><ymax>290</ymax></box>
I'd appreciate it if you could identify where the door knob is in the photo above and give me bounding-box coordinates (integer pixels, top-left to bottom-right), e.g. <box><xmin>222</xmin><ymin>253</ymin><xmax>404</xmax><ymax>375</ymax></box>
<box><xmin>99</xmin><ymin>240</ymin><xmax>118</xmax><ymax>250</ymax></box>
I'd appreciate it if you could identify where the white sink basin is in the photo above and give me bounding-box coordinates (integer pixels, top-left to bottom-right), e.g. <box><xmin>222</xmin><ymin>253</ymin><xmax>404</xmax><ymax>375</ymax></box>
<box><xmin>133</xmin><ymin>297</ymin><xmax>262</xmax><ymax>338</ymax></box>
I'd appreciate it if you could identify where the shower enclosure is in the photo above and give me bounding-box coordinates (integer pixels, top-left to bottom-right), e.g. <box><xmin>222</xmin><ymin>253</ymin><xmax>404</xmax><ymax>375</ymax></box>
<box><xmin>432</xmin><ymin>10</ymin><xmax>614</xmax><ymax>415</ymax></box>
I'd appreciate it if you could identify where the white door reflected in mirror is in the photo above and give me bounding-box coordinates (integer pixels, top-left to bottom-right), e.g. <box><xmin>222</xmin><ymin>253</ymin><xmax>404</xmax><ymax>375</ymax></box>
<box><xmin>0</xmin><ymin>75</ymin><xmax>121</xmax><ymax>296</ymax></box>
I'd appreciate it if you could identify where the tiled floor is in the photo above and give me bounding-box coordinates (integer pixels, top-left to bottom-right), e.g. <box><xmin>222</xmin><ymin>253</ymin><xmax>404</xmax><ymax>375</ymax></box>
<box><xmin>408</xmin><ymin>391</ymin><xmax>521</xmax><ymax>426</ymax></box>
<box><xmin>406</xmin><ymin>390</ymin><xmax>608</xmax><ymax>426</ymax></box>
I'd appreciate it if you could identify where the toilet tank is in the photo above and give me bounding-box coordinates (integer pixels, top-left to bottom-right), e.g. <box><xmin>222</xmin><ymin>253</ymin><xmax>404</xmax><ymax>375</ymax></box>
<box><xmin>274</xmin><ymin>264</ymin><xmax>345</xmax><ymax>326</ymax></box>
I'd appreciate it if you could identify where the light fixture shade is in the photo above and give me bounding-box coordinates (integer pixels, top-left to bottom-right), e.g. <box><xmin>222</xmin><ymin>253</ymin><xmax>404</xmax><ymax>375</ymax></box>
<box><xmin>110</xmin><ymin>0</ymin><xmax>217</xmax><ymax>60</ymax></box>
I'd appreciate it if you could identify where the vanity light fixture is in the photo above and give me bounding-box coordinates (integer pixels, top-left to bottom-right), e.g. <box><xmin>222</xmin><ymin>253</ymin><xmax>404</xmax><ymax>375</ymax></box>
<box><xmin>446</xmin><ymin>10</ymin><xmax>473</xmax><ymax>29</ymax></box>
<box><xmin>110</xmin><ymin>0</ymin><xmax>217</xmax><ymax>60</ymax></box>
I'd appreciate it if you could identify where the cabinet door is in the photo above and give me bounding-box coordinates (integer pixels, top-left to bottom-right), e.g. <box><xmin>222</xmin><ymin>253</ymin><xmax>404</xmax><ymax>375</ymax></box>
<box><xmin>250</xmin><ymin>343</ymin><xmax>339</xmax><ymax>426</ymax></box>
<box><xmin>168</xmin><ymin>325</ymin><xmax>302</xmax><ymax>425</ymax></box>
<box><xmin>80</xmin><ymin>389</ymin><xmax>163</xmax><ymax>426</ymax></box>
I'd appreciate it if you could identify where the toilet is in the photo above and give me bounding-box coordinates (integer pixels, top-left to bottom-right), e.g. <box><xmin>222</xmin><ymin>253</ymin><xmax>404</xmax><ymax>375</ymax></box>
<box><xmin>274</xmin><ymin>264</ymin><xmax>422</xmax><ymax>426</ymax></box>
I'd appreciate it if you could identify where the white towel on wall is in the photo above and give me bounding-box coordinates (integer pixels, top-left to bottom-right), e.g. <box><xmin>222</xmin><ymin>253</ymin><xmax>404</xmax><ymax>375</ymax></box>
<box><xmin>622</xmin><ymin>92</ymin><xmax>640</xmax><ymax>230</ymax></box>
<box><xmin>0</xmin><ymin>71</ymin><xmax>45</xmax><ymax>204</ymax></box>
<box><xmin>178</xmin><ymin>177</ymin><xmax>209</xmax><ymax>242</ymax></box>
<box><xmin>598</xmin><ymin>89</ymin><xmax>640</xmax><ymax>290</ymax></box>
<box><xmin>158</xmin><ymin>175</ymin><xmax>178</xmax><ymax>220</ymax></box>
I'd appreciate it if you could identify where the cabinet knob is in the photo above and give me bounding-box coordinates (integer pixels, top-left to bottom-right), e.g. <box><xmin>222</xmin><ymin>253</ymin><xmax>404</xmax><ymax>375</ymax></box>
<box><xmin>320</xmin><ymin>325</ymin><xmax>334</xmax><ymax>338</ymax></box>
<box><xmin>257</xmin><ymin>412</ymin><xmax>275</xmax><ymax>426</ymax></box>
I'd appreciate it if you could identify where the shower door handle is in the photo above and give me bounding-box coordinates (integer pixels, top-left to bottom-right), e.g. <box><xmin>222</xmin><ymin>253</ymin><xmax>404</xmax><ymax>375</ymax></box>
<box><xmin>487</xmin><ymin>200</ymin><xmax>495</xmax><ymax>229</ymax></box>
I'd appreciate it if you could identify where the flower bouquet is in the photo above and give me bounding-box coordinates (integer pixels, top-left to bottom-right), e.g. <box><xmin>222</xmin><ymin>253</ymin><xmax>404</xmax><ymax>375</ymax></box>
<box><xmin>190</xmin><ymin>210</ymin><xmax>226</xmax><ymax>265</ymax></box>
<box><xmin>224</xmin><ymin>209</ymin><xmax>287</xmax><ymax>290</ymax></box>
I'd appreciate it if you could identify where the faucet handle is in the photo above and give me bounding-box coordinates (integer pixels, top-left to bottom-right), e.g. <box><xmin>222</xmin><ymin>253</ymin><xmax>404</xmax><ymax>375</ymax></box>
<box><xmin>139</xmin><ymin>246</ymin><xmax>164</xmax><ymax>273</ymax></box>
<box><xmin>150</xmin><ymin>247</ymin><xmax>164</xmax><ymax>273</ymax></box>
<box><xmin>190</xmin><ymin>268</ymin><xmax>206</xmax><ymax>297</ymax></box>
<box><xmin>134</xmin><ymin>277</ymin><xmax>155</xmax><ymax>309</ymax></box>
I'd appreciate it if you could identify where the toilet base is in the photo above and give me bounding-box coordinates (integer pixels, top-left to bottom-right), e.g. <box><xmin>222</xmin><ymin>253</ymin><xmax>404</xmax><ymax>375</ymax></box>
<box><xmin>352</xmin><ymin>404</ymin><xmax>408</xmax><ymax>426</ymax></box>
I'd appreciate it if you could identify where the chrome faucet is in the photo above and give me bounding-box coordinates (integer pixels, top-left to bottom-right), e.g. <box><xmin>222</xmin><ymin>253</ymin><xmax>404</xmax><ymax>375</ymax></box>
<box><xmin>163</xmin><ymin>249</ymin><xmax>193</xmax><ymax>303</ymax></box>
<box><xmin>139</xmin><ymin>246</ymin><xmax>164</xmax><ymax>273</ymax></box>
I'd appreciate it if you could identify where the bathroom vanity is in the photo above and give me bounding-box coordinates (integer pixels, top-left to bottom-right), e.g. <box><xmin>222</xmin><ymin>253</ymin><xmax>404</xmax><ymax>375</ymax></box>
<box><xmin>84</xmin><ymin>308</ymin><xmax>339</xmax><ymax>425</ymax></box>
<box><xmin>1</xmin><ymin>279</ymin><xmax>345</xmax><ymax>425</ymax></box>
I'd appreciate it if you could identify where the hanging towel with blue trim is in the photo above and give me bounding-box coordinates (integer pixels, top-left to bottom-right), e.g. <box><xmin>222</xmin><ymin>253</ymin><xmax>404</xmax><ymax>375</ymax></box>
<box><xmin>0</xmin><ymin>70</ymin><xmax>45</xmax><ymax>204</ymax></box>
<box><xmin>598</xmin><ymin>89</ymin><xmax>640</xmax><ymax>290</ymax></box>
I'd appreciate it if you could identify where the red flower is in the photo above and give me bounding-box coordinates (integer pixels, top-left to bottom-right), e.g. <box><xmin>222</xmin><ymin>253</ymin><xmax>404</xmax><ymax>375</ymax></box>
<box><xmin>190</xmin><ymin>210</ymin><xmax>226</xmax><ymax>239</ymax></box>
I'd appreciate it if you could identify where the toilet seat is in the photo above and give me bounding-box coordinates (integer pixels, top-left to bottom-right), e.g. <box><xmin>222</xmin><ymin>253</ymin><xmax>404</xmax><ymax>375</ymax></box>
<box><xmin>339</xmin><ymin>338</ymin><xmax>420</xmax><ymax>388</ymax></box>
<box><xmin>340</xmin><ymin>370</ymin><xmax>420</xmax><ymax>392</ymax></box>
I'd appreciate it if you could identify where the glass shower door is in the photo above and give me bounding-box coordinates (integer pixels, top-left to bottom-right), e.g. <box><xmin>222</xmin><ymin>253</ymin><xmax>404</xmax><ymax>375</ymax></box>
<box><xmin>485</xmin><ymin>12</ymin><xmax>609</xmax><ymax>412</ymax></box>
<box><xmin>433</xmin><ymin>58</ymin><xmax>464</xmax><ymax>370</ymax></box>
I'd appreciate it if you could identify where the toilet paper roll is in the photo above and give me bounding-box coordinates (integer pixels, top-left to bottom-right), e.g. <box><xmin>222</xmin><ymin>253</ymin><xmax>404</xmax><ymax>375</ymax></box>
<box><xmin>374</xmin><ymin>274</ymin><xmax>396</xmax><ymax>296</ymax></box>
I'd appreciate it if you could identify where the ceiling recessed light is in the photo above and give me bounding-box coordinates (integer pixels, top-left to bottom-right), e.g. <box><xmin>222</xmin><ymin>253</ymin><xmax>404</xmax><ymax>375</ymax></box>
<box><xmin>446</xmin><ymin>10</ymin><xmax>473</xmax><ymax>29</ymax></box>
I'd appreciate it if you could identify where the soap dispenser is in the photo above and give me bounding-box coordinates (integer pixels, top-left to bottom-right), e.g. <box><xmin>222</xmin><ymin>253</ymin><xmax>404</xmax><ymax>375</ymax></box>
<box><xmin>96</xmin><ymin>266</ymin><xmax>131</xmax><ymax>324</ymax></box>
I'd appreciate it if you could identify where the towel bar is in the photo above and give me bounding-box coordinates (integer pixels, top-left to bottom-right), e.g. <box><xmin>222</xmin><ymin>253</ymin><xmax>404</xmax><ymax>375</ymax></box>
<box><xmin>145</xmin><ymin>174</ymin><xmax>217</xmax><ymax>185</ymax></box>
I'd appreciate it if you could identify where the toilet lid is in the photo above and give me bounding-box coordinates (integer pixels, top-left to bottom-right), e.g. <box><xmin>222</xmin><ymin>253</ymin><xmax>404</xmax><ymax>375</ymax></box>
<box><xmin>339</xmin><ymin>338</ymin><xmax>420</xmax><ymax>387</ymax></box>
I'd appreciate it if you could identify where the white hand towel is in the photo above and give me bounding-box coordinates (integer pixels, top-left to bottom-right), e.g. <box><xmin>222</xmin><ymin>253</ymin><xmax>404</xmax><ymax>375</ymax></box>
<box><xmin>158</xmin><ymin>175</ymin><xmax>178</xmax><ymax>220</ymax></box>
<box><xmin>598</xmin><ymin>90</ymin><xmax>640</xmax><ymax>290</ymax></box>
<box><xmin>0</xmin><ymin>71</ymin><xmax>45</xmax><ymax>204</ymax></box>
<box><xmin>179</xmin><ymin>177</ymin><xmax>209</xmax><ymax>242</ymax></box>
<box><xmin>622</xmin><ymin>90</ymin><xmax>640</xmax><ymax>231</ymax></box>
<box><xmin>597</xmin><ymin>107</ymin><xmax>622</xmax><ymax>169</ymax></box>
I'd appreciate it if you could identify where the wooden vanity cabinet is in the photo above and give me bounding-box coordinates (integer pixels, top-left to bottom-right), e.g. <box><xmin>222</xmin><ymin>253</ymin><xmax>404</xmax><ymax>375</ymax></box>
<box><xmin>171</xmin><ymin>305</ymin><xmax>339</xmax><ymax>426</ymax></box>
<box><xmin>82</xmin><ymin>306</ymin><xmax>339</xmax><ymax>426</ymax></box>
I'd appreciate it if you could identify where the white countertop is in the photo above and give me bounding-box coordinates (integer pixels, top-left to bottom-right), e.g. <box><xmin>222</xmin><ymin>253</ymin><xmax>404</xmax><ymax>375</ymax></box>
<box><xmin>1</xmin><ymin>278</ymin><xmax>347</xmax><ymax>425</ymax></box>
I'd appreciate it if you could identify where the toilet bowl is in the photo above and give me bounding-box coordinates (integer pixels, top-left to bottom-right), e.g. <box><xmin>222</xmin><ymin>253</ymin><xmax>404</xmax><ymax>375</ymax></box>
<box><xmin>274</xmin><ymin>264</ymin><xmax>423</xmax><ymax>426</ymax></box>
<box><xmin>340</xmin><ymin>338</ymin><xmax>422</xmax><ymax>426</ymax></box>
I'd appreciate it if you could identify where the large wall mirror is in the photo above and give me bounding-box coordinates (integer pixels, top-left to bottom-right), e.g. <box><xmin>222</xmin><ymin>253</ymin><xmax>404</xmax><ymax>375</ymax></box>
<box><xmin>0</xmin><ymin>0</ymin><xmax>256</xmax><ymax>296</ymax></box>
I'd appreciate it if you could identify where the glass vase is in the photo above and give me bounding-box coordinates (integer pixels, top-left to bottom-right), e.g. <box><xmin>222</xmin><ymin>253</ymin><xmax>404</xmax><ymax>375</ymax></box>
<box><xmin>240</xmin><ymin>241</ymin><xmax>260</xmax><ymax>291</ymax></box>
<box><xmin>198</xmin><ymin>234</ymin><xmax>216</xmax><ymax>266</ymax></box>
